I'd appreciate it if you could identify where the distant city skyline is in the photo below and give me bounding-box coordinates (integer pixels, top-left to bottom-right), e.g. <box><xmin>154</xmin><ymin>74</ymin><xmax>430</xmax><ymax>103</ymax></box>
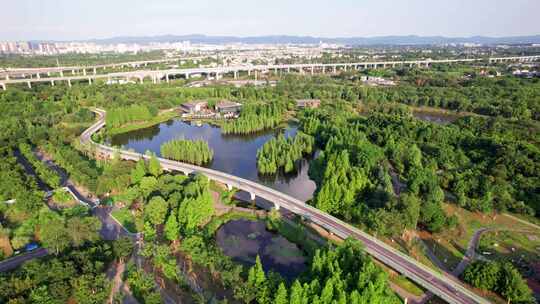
<box><xmin>1</xmin><ymin>0</ymin><xmax>539</xmax><ymax>41</ymax></box>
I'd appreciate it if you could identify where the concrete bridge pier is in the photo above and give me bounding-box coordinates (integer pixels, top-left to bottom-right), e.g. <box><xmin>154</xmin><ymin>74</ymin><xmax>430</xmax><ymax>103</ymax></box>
<box><xmin>60</xmin><ymin>71</ymin><xmax>64</xmax><ymax>77</ymax></box>
<box><xmin>93</xmin><ymin>67</ymin><xmax>97</xmax><ymax>75</ymax></box>
<box><xmin>36</xmin><ymin>73</ymin><xmax>40</xmax><ymax>79</ymax></box>
<box><xmin>88</xmin><ymin>78</ymin><xmax>92</xmax><ymax>85</ymax></box>
<box><xmin>274</xmin><ymin>203</ymin><xmax>280</xmax><ymax>210</ymax></box>
<box><xmin>233</xmin><ymin>71</ymin><xmax>238</xmax><ymax>79</ymax></box>
<box><xmin>67</xmin><ymin>79</ymin><xmax>71</xmax><ymax>87</ymax></box>
<box><xmin>83</xmin><ymin>69</ymin><xmax>86</xmax><ymax>76</ymax></box>
<box><xmin>0</xmin><ymin>83</ymin><xmax>6</xmax><ymax>91</ymax></box>
<box><xmin>249</xmin><ymin>192</ymin><xmax>256</xmax><ymax>201</ymax></box>
<box><xmin>226</xmin><ymin>184</ymin><xmax>233</xmax><ymax>191</ymax></box>
<box><xmin>165</xmin><ymin>74</ymin><xmax>170</xmax><ymax>83</ymax></box>
<box><xmin>333</xmin><ymin>66</ymin><xmax>337</xmax><ymax>74</ymax></box>
<box><xmin>51</xmin><ymin>80</ymin><xmax>55</xmax><ymax>86</ymax></box>
<box><xmin>185</xmin><ymin>73</ymin><xmax>190</xmax><ymax>79</ymax></box>
<box><xmin>248</xmin><ymin>70</ymin><xmax>251</xmax><ymax>76</ymax></box>
<box><xmin>27</xmin><ymin>81</ymin><xmax>31</xmax><ymax>89</ymax></box>
<box><xmin>311</xmin><ymin>66</ymin><xmax>314</xmax><ymax>75</ymax></box>
<box><xmin>138</xmin><ymin>76</ymin><xmax>143</xmax><ymax>84</ymax></box>
<box><xmin>287</xmin><ymin>67</ymin><xmax>290</xmax><ymax>73</ymax></box>
<box><xmin>4</xmin><ymin>74</ymin><xmax>9</xmax><ymax>81</ymax></box>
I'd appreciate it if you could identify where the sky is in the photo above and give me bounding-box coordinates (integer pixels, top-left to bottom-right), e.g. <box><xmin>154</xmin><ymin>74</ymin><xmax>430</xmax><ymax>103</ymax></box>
<box><xmin>1</xmin><ymin>0</ymin><xmax>539</xmax><ymax>41</ymax></box>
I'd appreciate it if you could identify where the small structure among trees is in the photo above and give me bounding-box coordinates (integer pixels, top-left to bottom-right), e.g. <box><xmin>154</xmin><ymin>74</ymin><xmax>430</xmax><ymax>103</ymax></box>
<box><xmin>296</xmin><ymin>99</ymin><xmax>321</xmax><ymax>109</ymax></box>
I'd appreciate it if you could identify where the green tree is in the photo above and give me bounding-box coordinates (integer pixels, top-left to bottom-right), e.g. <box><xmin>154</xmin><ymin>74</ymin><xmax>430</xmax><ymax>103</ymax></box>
<box><xmin>66</xmin><ymin>217</ymin><xmax>101</xmax><ymax>247</ymax></box>
<box><xmin>72</xmin><ymin>274</ymin><xmax>111</xmax><ymax>304</ymax></box>
<box><xmin>29</xmin><ymin>286</ymin><xmax>55</xmax><ymax>304</ymax></box>
<box><xmin>499</xmin><ymin>263</ymin><xmax>534</xmax><ymax>304</ymax></box>
<box><xmin>289</xmin><ymin>280</ymin><xmax>305</xmax><ymax>304</ymax></box>
<box><xmin>131</xmin><ymin>160</ymin><xmax>147</xmax><ymax>184</ymax></box>
<box><xmin>164</xmin><ymin>212</ymin><xmax>180</xmax><ymax>241</ymax></box>
<box><xmin>147</xmin><ymin>153</ymin><xmax>162</xmax><ymax>177</ymax></box>
<box><xmin>139</xmin><ymin>176</ymin><xmax>158</xmax><ymax>199</ymax></box>
<box><xmin>40</xmin><ymin>219</ymin><xmax>70</xmax><ymax>255</ymax></box>
<box><xmin>112</xmin><ymin>237</ymin><xmax>134</xmax><ymax>261</ymax></box>
<box><xmin>145</xmin><ymin>196</ymin><xmax>168</xmax><ymax>226</ymax></box>
<box><xmin>274</xmin><ymin>282</ymin><xmax>288</xmax><ymax>304</ymax></box>
<box><xmin>177</xmin><ymin>187</ymin><xmax>214</xmax><ymax>236</ymax></box>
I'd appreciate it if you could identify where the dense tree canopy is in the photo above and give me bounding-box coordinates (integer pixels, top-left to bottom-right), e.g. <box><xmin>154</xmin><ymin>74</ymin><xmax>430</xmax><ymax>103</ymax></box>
<box><xmin>462</xmin><ymin>260</ymin><xmax>534</xmax><ymax>303</ymax></box>
<box><xmin>160</xmin><ymin>139</ymin><xmax>213</xmax><ymax>165</ymax></box>
<box><xmin>257</xmin><ymin>132</ymin><xmax>314</xmax><ymax>174</ymax></box>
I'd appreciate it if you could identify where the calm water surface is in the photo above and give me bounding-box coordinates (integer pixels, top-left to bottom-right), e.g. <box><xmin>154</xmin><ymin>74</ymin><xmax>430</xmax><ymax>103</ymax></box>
<box><xmin>412</xmin><ymin>111</ymin><xmax>459</xmax><ymax>124</ymax></box>
<box><xmin>215</xmin><ymin>219</ymin><xmax>306</xmax><ymax>280</ymax></box>
<box><xmin>111</xmin><ymin>119</ymin><xmax>317</xmax><ymax>201</ymax></box>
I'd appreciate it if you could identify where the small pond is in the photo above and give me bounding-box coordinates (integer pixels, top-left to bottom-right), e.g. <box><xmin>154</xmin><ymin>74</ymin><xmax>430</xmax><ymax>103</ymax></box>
<box><xmin>412</xmin><ymin>110</ymin><xmax>460</xmax><ymax>125</ymax></box>
<box><xmin>215</xmin><ymin>219</ymin><xmax>306</xmax><ymax>281</ymax></box>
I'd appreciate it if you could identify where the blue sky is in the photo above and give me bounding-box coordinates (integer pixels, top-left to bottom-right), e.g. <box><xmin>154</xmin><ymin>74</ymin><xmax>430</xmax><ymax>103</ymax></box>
<box><xmin>1</xmin><ymin>0</ymin><xmax>539</xmax><ymax>40</ymax></box>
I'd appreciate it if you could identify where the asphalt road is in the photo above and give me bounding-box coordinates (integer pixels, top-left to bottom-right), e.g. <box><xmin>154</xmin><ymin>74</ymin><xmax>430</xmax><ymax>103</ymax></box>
<box><xmin>0</xmin><ymin>248</ymin><xmax>48</xmax><ymax>272</ymax></box>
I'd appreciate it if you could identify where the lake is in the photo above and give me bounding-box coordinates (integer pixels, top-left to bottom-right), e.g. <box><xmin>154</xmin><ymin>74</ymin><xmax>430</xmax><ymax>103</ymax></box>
<box><xmin>110</xmin><ymin>119</ymin><xmax>317</xmax><ymax>201</ymax></box>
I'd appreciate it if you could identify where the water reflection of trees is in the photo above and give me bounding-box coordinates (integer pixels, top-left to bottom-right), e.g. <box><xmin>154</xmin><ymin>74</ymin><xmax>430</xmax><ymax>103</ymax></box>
<box><xmin>111</xmin><ymin>124</ymin><xmax>161</xmax><ymax>144</ymax></box>
<box><xmin>221</xmin><ymin>126</ymin><xmax>294</xmax><ymax>142</ymax></box>
<box><xmin>257</xmin><ymin>158</ymin><xmax>310</xmax><ymax>184</ymax></box>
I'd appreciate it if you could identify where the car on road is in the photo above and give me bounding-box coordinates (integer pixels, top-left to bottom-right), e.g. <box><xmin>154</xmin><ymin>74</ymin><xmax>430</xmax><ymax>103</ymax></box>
<box><xmin>24</xmin><ymin>243</ymin><xmax>39</xmax><ymax>252</ymax></box>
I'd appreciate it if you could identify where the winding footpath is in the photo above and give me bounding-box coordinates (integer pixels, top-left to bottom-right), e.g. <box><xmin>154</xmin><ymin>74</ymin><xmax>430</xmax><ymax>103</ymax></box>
<box><xmin>81</xmin><ymin>108</ymin><xmax>491</xmax><ymax>304</ymax></box>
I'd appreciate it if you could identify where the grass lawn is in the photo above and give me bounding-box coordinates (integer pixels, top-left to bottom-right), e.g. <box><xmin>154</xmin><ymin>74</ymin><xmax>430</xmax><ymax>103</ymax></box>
<box><xmin>385</xmin><ymin>236</ymin><xmax>445</xmax><ymax>273</ymax></box>
<box><xmin>390</xmin><ymin>274</ymin><xmax>425</xmax><ymax>297</ymax></box>
<box><xmin>111</xmin><ymin>208</ymin><xmax>140</xmax><ymax>233</ymax></box>
<box><xmin>411</xmin><ymin>203</ymin><xmax>537</xmax><ymax>272</ymax></box>
<box><xmin>477</xmin><ymin>230</ymin><xmax>540</xmax><ymax>269</ymax></box>
<box><xmin>52</xmin><ymin>189</ymin><xmax>76</xmax><ymax>206</ymax></box>
<box><xmin>107</xmin><ymin>111</ymin><xmax>179</xmax><ymax>136</ymax></box>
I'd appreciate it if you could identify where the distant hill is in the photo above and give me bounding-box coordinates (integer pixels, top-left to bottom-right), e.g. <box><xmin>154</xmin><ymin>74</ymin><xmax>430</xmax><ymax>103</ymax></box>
<box><xmin>81</xmin><ymin>34</ymin><xmax>540</xmax><ymax>46</ymax></box>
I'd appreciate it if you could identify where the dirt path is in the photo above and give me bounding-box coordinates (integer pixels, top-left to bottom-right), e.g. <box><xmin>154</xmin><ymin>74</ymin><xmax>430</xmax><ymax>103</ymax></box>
<box><xmin>106</xmin><ymin>260</ymin><xmax>140</xmax><ymax>304</ymax></box>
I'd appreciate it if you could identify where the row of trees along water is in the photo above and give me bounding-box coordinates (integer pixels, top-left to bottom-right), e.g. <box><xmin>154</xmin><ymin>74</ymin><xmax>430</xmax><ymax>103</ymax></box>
<box><xmin>105</xmin><ymin>104</ymin><xmax>158</xmax><ymax>128</ymax></box>
<box><xmin>160</xmin><ymin>139</ymin><xmax>214</xmax><ymax>166</ymax></box>
<box><xmin>221</xmin><ymin>102</ymin><xmax>287</xmax><ymax>134</ymax></box>
<box><xmin>256</xmin><ymin>132</ymin><xmax>314</xmax><ymax>174</ymax></box>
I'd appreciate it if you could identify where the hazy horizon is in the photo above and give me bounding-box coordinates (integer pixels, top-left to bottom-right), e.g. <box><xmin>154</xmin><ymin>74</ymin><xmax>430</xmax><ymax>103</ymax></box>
<box><xmin>1</xmin><ymin>0</ymin><xmax>540</xmax><ymax>41</ymax></box>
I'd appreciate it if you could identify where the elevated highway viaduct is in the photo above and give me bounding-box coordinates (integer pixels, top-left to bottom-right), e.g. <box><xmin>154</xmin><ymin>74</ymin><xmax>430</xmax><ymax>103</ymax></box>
<box><xmin>2</xmin><ymin>55</ymin><xmax>539</xmax><ymax>91</ymax></box>
<box><xmin>80</xmin><ymin>108</ymin><xmax>490</xmax><ymax>304</ymax></box>
<box><xmin>0</xmin><ymin>56</ymin><xmax>207</xmax><ymax>82</ymax></box>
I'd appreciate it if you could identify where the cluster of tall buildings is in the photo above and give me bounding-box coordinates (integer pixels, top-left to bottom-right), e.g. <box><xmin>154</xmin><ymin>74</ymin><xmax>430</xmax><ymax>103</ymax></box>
<box><xmin>0</xmin><ymin>41</ymin><xmax>198</xmax><ymax>55</ymax></box>
<box><xmin>0</xmin><ymin>40</ymin><xmax>341</xmax><ymax>56</ymax></box>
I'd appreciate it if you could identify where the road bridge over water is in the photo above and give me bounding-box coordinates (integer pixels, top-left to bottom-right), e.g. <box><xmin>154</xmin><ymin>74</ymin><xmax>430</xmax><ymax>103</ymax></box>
<box><xmin>81</xmin><ymin>108</ymin><xmax>490</xmax><ymax>304</ymax></box>
<box><xmin>2</xmin><ymin>55</ymin><xmax>539</xmax><ymax>91</ymax></box>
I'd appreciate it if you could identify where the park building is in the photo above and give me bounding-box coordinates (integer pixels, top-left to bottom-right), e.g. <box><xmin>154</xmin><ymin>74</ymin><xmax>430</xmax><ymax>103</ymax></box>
<box><xmin>216</xmin><ymin>100</ymin><xmax>242</xmax><ymax>114</ymax></box>
<box><xmin>296</xmin><ymin>99</ymin><xmax>321</xmax><ymax>109</ymax></box>
<box><xmin>181</xmin><ymin>100</ymin><xmax>208</xmax><ymax>114</ymax></box>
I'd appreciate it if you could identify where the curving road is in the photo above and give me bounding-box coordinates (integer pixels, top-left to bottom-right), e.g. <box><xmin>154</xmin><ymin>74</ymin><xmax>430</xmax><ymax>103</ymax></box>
<box><xmin>81</xmin><ymin>108</ymin><xmax>490</xmax><ymax>304</ymax></box>
<box><xmin>0</xmin><ymin>248</ymin><xmax>48</xmax><ymax>272</ymax></box>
